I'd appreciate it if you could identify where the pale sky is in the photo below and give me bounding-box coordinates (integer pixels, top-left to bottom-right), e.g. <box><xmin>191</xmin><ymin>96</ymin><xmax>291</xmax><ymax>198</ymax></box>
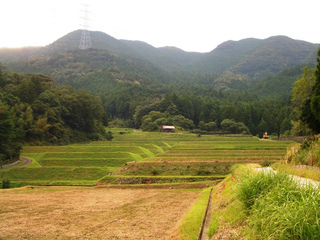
<box><xmin>1</xmin><ymin>0</ymin><xmax>319</xmax><ymax>52</ymax></box>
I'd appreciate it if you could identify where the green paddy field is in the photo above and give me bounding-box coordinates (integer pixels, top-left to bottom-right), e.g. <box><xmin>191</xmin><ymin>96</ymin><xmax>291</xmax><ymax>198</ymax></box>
<box><xmin>0</xmin><ymin>129</ymin><xmax>293</xmax><ymax>187</ymax></box>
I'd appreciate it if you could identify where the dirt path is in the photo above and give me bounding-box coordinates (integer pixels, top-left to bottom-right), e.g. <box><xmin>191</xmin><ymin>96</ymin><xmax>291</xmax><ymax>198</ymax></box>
<box><xmin>18</xmin><ymin>157</ymin><xmax>32</xmax><ymax>167</ymax></box>
<box><xmin>1</xmin><ymin>157</ymin><xmax>33</xmax><ymax>179</ymax></box>
<box><xmin>1</xmin><ymin>156</ymin><xmax>32</xmax><ymax>171</ymax></box>
<box><xmin>256</xmin><ymin>167</ymin><xmax>320</xmax><ymax>188</ymax></box>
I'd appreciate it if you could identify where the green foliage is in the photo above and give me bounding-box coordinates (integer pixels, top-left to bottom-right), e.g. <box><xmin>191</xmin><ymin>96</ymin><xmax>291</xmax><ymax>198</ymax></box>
<box><xmin>0</xmin><ymin>71</ymin><xmax>109</xmax><ymax>148</ymax></box>
<box><xmin>310</xmin><ymin>49</ymin><xmax>320</xmax><ymax>126</ymax></box>
<box><xmin>199</xmin><ymin>121</ymin><xmax>218</xmax><ymax>132</ymax></box>
<box><xmin>105</xmin><ymin>131</ymin><xmax>113</xmax><ymax>141</ymax></box>
<box><xmin>220</xmin><ymin>119</ymin><xmax>250</xmax><ymax>134</ymax></box>
<box><xmin>190</xmin><ymin>36</ymin><xmax>317</xmax><ymax>78</ymax></box>
<box><xmin>250</xmin><ymin>64</ymin><xmax>315</xmax><ymax>101</ymax></box>
<box><xmin>140</xmin><ymin>110</ymin><xmax>195</xmax><ymax>131</ymax></box>
<box><xmin>2</xmin><ymin>179</ymin><xmax>11</xmax><ymax>189</ymax></box>
<box><xmin>292</xmin><ymin>67</ymin><xmax>316</xmax><ymax>112</ymax></box>
<box><xmin>172</xmin><ymin>115</ymin><xmax>195</xmax><ymax>130</ymax></box>
<box><xmin>3</xmin><ymin>31</ymin><xmax>317</xmax><ymax>139</ymax></box>
<box><xmin>300</xmin><ymin>49</ymin><xmax>320</xmax><ymax>133</ymax></box>
<box><xmin>0</xmin><ymin>100</ymin><xmax>22</xmax><ymax>164</ymax></box>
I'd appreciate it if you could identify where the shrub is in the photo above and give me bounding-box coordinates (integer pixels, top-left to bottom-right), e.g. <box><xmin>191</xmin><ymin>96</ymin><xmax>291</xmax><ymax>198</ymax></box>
<box><xmin>105</xmin><ymin>131</ymin><xmax>113</xmax><ymax>141</ymax></box>
<box><xmin>262</xmin><ymin>158</ymin><xmax>271</xmax><ymax>167</ymax></box>
<box><xmin>151</xmin><ymin>168</ymin><xmax>159</xmax><ymax>176</ymax></box>
<box><xmin>2</xmin><ymin>179</ymin><xmax>11</xmax><ymax>189</ymax></box>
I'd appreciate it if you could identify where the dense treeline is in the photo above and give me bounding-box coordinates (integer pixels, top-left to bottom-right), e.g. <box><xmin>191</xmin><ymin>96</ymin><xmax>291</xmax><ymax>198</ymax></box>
<box><xmin>0</xmin><ymin>69</ymin><xmax>109</xmax><ymax>165</ymax></box>
<box><xmin>6</xmin><ymin>47</ymin><xmax>315</xmax><ymax>137</ymax></box>
<box><xmin>130</xmin><ymin>91</ymin><xmax>292</xmax><ymax>136</ymax></box>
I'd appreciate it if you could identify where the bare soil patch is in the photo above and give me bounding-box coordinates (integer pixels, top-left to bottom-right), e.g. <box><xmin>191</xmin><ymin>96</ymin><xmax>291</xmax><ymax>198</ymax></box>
<box><xmin>0</xmin><ymin>186</ymin><xmax>200</xmax><ymax>239</ymax></box>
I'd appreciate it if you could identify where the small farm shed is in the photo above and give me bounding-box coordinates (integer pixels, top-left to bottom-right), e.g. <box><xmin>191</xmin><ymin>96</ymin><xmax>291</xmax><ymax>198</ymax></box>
<box><xmin>263</xmin><ymin>132</ymin><xmax>270</xmax><ymax>139</ymax></box>
<box><xmin>161</xmin><ymin>125</ymin><xmax>175</xmax><ymax>133</ymax></box>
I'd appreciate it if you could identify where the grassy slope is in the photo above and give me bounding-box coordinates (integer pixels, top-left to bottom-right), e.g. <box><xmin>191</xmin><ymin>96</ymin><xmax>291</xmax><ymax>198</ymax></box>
<box><xmin>208</xmin><ymin>164</ymin><xmax>320</xmax><ymax>239</ymax></box>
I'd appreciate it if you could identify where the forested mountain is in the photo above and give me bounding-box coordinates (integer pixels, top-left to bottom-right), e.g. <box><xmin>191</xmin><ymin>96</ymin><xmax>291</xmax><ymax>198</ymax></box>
<box><xmin>121</xmin><ymin>40</ymin><xmax>203</xmax><ymax>72</ymax></box>
<box><xmin>120</xmin><ymin>40</ymin><xmax>182</xmax><ymax>72</ymax></box>
<box><xmin>1</xmin><ymin>30</ymin><xmax>318</xmax><ymax>79</ymax></box>
<box><xmin>6</xmin><ymin>48</ymin><xmax>172</xmax><ymax>88</ymax></box>
<box><xmin>248</xmin><ymin>63</ymin><xmax>316</xmax><ymax>100</ymax></box>
<box><xmin>5</xmin><ymin>48</ymin><xmax>172</xmax><ymax>125</ymax></box>
<box><xmin>0</xmin><ymin>29</ymin><xmax>318</xmax><ymax>139</ymax></box>
<box><xmin>189</xmin><ymin>36</ymin><xmax>318</xmax><ymax>78</ymax></box>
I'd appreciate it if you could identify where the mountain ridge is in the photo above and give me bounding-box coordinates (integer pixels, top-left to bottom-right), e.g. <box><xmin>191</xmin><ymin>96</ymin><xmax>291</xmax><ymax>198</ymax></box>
<box><xmin>189</xmin><ymin>36</ymin><xmax>318</xmax><ymax>78</ymax></box>
<box><xmin>1</xmin><ymin>30</ymin><xmax>319</xmax><ymax>93</ymax></box>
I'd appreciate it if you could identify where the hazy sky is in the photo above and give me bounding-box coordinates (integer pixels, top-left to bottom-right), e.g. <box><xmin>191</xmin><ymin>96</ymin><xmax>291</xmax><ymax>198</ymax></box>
<box><xmin>1</xmin><ymin>0</ymin><xmax>319</xmax><ymax>52</ymax></box>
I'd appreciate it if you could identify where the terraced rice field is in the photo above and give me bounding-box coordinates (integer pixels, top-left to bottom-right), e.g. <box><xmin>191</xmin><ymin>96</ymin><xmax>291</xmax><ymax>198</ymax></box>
<box><xmin>0</xmin><ymin>131</ymin><xmax>293</xmax><ymax>187</ymax></box>
<box><xmin>0</xmin><ymin>131</ymin><xmax>295</xmax><ymax>239</ymax></box>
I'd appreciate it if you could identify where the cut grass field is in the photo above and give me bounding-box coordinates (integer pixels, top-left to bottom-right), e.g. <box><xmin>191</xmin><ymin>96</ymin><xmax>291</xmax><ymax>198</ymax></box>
<box><xmin>0</xmin><ymin>187</ymin><xmax>201</xmax><ymax>239</ymax></box>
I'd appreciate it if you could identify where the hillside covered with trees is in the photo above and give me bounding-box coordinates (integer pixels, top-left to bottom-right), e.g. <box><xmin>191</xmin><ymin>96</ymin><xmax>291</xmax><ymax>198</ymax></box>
<box><xmin>0</xmin><ymin>68</ymin><xmax>110</xmax><ymax>165</ymax></box>
<box><xmin>0</xmin><ymin>30</ymin><xmax>319</xmax><ymax>165</ymax></box>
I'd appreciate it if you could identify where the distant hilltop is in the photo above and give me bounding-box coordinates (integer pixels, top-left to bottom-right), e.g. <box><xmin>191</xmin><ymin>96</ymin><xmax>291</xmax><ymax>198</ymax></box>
<box><xmin>0</xmin><ymin>30</ymin><xmax>318</xmax><ymax>79</ymax></box>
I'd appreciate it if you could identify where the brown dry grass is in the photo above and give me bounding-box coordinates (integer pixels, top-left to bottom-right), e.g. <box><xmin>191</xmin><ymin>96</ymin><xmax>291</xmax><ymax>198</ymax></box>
<box><xmin>0</xmin><ymin>186</ymin><xmax>200</xmax><ymax>239</ymax></box>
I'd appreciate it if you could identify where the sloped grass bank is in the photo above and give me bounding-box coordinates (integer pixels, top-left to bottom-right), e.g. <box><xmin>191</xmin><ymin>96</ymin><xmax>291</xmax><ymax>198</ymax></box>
<box><xmin>99</xmin><ymin>175</ymin><xmax>223</xmax><ymax>185</ymax></box>
<box><xmin>237</xmin><ymin>167</ymin><xmax>320</xmax><ymax>239</ymax></box>
<box><xmin>208</xmin><ymin>175</ymin><xmax>246</xmax><ymax>239</ymax></box>
<box><xmin>210</xmin><ymin>165</ymin><xmax>320</xmax><ymax>239</ymax></box>
<box><xmin>114</xmin><ymin>161</ymin><xmax>234</xmax><ymax>176</ymax></box>
<box><xmin>2</xmin><ymin>167</ymin><xmax>112</xmax><ymax>187</ymax></box>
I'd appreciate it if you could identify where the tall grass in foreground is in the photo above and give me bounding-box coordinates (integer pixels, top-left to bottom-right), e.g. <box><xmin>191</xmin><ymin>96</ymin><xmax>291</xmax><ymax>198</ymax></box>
<box><xmin>236</xmin><ymin>167</ymin><xmax>320</xmax><ymax>239</ymax></box>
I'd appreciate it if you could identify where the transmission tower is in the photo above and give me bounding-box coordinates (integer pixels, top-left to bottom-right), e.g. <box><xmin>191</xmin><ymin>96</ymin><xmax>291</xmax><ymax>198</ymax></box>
<box><xmin>79</xmin><ymin>4</ymin><xmax>92</xmax><ymax>50</ymax></box>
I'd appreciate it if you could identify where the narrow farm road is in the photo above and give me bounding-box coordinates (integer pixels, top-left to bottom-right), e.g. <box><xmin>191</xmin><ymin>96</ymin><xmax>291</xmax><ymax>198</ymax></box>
<box><xmin>1</xmin><ymin>156</ymin><xmax>32</xmax><ymax>170</ymax></box>
<box><xmin>256</xmin><ymin>167</ymin><xmax>320</xmax><ymax>188</ymax></box>
<box><xmin>18</xmin><ymin>156</ymin><xmax>32</xmax><ymax>167</ymax></box>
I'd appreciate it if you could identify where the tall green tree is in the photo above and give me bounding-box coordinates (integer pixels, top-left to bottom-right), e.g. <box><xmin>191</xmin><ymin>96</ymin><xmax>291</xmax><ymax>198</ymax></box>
<box><xmin>301</xmin><ymin>49</ymin><xmax>320</xmax><ymax>133</ymax></box>
<box><xmin>311</xmin><ymin>49</ymin><xmax>320</xmax><ymax>122</ymax></box>
<box><xmin>0</xmin><ymin>104</ymin><xmax>22</xmax><ymax>164</ymax></box>
<box><xmin>292</xmin><ymin>67</ymin><xmax>316</xmax><ymax>114</ymax></box>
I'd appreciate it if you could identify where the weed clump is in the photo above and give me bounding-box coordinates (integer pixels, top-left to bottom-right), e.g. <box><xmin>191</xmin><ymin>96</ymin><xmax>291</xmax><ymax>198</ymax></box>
<box><xmin>151</xmin><ymin>168</ymin><xmax>159</xmax><ymax>176</ymax></box>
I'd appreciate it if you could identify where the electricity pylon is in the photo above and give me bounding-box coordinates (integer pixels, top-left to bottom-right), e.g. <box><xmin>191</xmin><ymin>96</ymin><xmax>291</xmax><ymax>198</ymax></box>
<box><xmin>79</xmin><ymin>4</ymin><xmax>92</xmax><ymax>50</ymax></box>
